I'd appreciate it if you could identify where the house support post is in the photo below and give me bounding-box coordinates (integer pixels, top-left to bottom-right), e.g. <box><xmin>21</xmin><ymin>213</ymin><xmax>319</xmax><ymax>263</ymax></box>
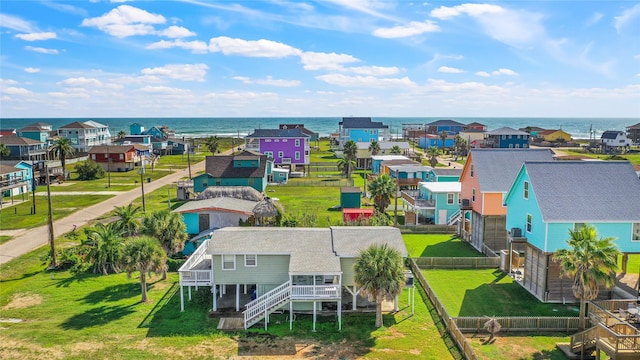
<box><xmin>236</xmin><ymin>284</ymin><xmax>240</xmax><ymax>312</ymax></box>
<box><xmin>289</xmin><ymin>301</ymin><xmax>293</xmax><ymax>331</ymax></box>
<box><xmin>343</xmin><ymin>285</ymin><xmax>361</xmax><ymax>310</ymax></box>
<box><xmin>244</xmin><ymin>284</ymin><xmax>247</xmax><ymax>294</ymax></box>
<box><xmin>622</xmin><ymin>254</ymin><xmax>629</xmax><ymax>274</ymax></box>
<box><xmin>313</xmin><ymin>301</ymin><xmax>317</xmax><ymax>332</ymax></box>
<box><xmin>338</xmin><ymin>300</ymin><xmax>342</xmax><ymax>331</ymax></box>
<box><xmin>188</xmin><ymin>286</ymin><xmax>192</xmax><ymax>301</ymax></box>
<box><xmin>508</xmin><ymin>239</ymin><xmax>513</xmax><ymax>275</ymax></box>
<box><xmin>264</xmin><ymin>308</ymin><xmax>268</xmax><ymax>331</ymax></box>
<box><xmin>394</xmin><ymin>295</ymin><xmax>398</xmax><ymax>311</ymax></box>
<box><xmin>412</xmin><ymin>287</ymin><xmax>415</xmax><ymax>314</ymax></box>
<box><xmin>180</xmin><ymin>285</ymin><xmax>184</xmax><ymax>312</ymax></box>
<box><xmin>212</xmin><ymin>286</ymin><xmax>217</xmax><ymax>311</ymax></box>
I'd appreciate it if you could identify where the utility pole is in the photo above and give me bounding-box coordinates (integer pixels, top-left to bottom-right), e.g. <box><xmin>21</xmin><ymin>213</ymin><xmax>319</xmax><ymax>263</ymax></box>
<box><xmin>106</xmin><ymin>144</ymin><xmax>111</xmax><ymax>188</ymax></box>
<box><xmin>45</xmin><ymin>162</ymin><xmax>57</xmax><ymax>268</ymax></box>
<box><xmin>139</xmin><ymin>166</ymin><xmax>146</xmax><ymax>213</ymax></box>
<box><xmin>394</xmin><ymin>169</ymin><xmax>399</xmax><ymax>227</ymax></box>
<box><xmin>187</xmin><ymin>138</ymin><xmax>192</xmax><ymax>180</ymax></box>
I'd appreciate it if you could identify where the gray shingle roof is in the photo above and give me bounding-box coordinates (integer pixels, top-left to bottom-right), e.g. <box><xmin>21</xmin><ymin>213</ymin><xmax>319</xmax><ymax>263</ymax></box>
<box><xmin>203</xmin><ymin>151</ymin><xmax>267</xmax><ymax>179</ymax></box>
<box><xmin>486</xmin><ymin>127</ymin><xmax>530</xmax><ymax>136</ymax></box>
<box><xmin>432</xmin><ymin>168</ymin><xmax>462</xmax><ymax>176</ymax></box>
<box><xmin>340</xmin><ymin>117</ymin><xmax>389</xmax><ymax>129</ymax></box>
<box><xmin>172</xmin><ymin>197</ymin><xmax>257</xmax><ymax>215</ymax></box>
<box><xmin>471</xmin><ymin>148</ymin><xmax>554</xmax><ymax>192</ymax></box>
<box><xmin>88</xmin><ymin>145</ymin><xmax>134</xmax><ymax>154</ymax></box>
<box><xmin>0</xmin><ymin>135</ymin><xmax>44</xmax><ymax>145</ymax></box>
<box><xmin>246</xmin><ymin>128</ymin><xmax>309</xmax><ymax>138</ymax></box>
<box><xmin>59</xmin><ymin>121</ymin><xmax>95</xmax><ymax>129</ymax></box>
<box><xmin>601</xmin><ymin>131</ymin><xmax>624</xmax><ymax>139</ymax></box>
<box><xmin>206</xmin><ymin>226</ymin><xmax>407</xmax><ymax>273</ymax></box>
<box><xmin>426</xmin><ymin>119</ymin><xmax>465</xmax><ymax>127</ymax></box>
<box><xmin>524</xmin><ymin>161</ymin><xmax>640</xmax><ymax>222</ymax></box>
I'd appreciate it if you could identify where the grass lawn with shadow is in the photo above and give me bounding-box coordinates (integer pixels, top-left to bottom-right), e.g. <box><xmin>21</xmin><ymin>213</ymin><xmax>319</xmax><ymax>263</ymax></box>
<box><xmin>403</xmin><ymin>234</ymin><xmax>481</xmax><ymax>258</ymax></box>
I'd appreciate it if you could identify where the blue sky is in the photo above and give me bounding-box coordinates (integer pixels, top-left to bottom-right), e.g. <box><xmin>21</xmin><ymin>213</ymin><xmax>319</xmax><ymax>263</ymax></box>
<box><xmin>1</xmin><ymin>0</ymin><xmax>639</xmax><ymax>118</ymax></box>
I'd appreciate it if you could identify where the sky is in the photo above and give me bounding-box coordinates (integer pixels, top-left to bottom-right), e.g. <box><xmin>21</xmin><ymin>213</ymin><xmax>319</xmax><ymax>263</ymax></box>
<box><xmin>1</xmin><ymin>0</ymin><xmax>639</xmax><ymax>118</ymax></box>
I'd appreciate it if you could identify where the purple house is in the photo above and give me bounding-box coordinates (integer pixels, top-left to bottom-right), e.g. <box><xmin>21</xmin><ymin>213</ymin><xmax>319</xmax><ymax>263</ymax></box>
<box><xmin>245</xmin><ymin>128</ymin><xmax>310</xmax><ymax>167</ymax></box>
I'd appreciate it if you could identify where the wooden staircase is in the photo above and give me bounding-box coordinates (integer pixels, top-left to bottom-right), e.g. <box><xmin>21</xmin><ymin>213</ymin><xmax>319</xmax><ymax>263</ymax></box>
<box><xmin>243</xmin><ymin>281</ymin><xmax>291</xmax><ymax>329</ymax></box>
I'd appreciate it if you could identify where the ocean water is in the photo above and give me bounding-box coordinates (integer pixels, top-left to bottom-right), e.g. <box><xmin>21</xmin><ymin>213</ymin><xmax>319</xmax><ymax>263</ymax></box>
<box><xmin>1</xmin><ymin>117</ymin><xmax>636</xmax><ymax>139</ymax></box>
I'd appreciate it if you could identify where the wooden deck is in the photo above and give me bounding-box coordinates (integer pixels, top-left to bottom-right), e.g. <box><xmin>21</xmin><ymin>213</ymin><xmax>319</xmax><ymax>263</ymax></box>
<box><xmin>217</xmin><ymin>317</ymin><xmax>245</xmax><ymax>331</ymax></box>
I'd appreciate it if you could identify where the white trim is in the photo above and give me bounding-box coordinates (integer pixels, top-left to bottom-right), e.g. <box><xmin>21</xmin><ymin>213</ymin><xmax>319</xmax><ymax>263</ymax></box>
<box><xmin>222</xmin><ymin>254</ymin><xmax>236</xmax><ymax>270</ymax></box>
<box><xmin>244</xmin><ymin>254</ymin><xmax>257</xmax><ymax>267</ymax></box>
<box><xmin>526</xmin><ymin>213</ymin><xmax>532</xmax><ymax>233</ymax></box>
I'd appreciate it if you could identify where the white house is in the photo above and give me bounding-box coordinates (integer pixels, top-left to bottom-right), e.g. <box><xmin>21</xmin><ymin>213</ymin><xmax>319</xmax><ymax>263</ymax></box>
<box><xmin>601</xmin><ymin>130</ymin><xmax>632</xmax><ymax>149</ymax></box>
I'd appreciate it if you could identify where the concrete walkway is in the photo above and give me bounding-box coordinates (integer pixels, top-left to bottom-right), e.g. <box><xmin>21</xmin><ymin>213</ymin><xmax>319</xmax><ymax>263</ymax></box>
<box><xmin>0</xmin><ymin>160</ymin><xmax>205</xmax><ymax>266</ymax></box>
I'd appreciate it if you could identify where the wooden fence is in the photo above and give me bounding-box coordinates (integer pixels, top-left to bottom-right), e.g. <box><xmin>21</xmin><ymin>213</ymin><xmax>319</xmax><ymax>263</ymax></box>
<box><xmin>398</xmin><ymin>224</ymin><xmax>457</xmax><ymax>234</ymax></box>
<box><xmin>414</xmin><ymin>257</ymin><xmax>500</xmax><ymax>269</ymax></box>
<box><xmin>277</xmin><ymin>179</ymin><xmax>354</xmax><ymax>187</ymax></box>
<box><xmin>454</xmin><ymin>316</ymin><xmax>581</xmax><ymax>333</ymax></box>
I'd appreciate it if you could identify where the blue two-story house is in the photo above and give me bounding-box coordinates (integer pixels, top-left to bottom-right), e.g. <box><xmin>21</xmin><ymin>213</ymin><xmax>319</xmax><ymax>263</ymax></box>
<box><xmin>425</xmin><ymin>168</ymin><xmax>462</xmax><ymax>183</ymax></box>
<box><xmin>484</xmin><ymin>127</ymin><xmax>530</xmax><ymax>148</ymax></box>
<box><xmin>338</xmin><ymin>117</ymin><xmax>390</xmax><ymax>148</ymax></box>
<box><xmin>504</xmin><ymin>161</ymin><xmax>640</xmax><ymax>303</ymax></box>
<box><xmin>401</xmin><ymin>181</ymin><xmax>462</xmax><ymax>225</ymax></box>
<box><xmin>426</xmin><ymin>119</ymin><xmax>466</xmax><ymax>135</ymax></box>
<box><xmin>193</xmin><ymin>151</ymin><xmax>272</xmax><ymax>193</ymax></box>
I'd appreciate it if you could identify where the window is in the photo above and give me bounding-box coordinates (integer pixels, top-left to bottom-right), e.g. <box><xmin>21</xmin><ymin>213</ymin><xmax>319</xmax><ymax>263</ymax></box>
<box><xmin>526</xmin><ymin>214</ymin><xmax>532</xmax><ymax>233</ymax></box>
<box><xmin>92</xmin><ymin>154</ymin><xmax>96</xmax><ymax>160</ymax></box>
<box><xmin>295</xmin><ymin>151</ymin><xmax>300</xmax><ymax>160</ymax></box>
<box><xmin>470</xmin><ymin>165</ymin><xmax>474</xmax><ymax>177</ymax></box>
<box><xmin>119</xmin><ymin>154</ymin><xmax>124</xmax><ymax>160</ymax></box>
<box><xmin>472</xmin><ymin>188</ymin><xmax>476</xmax><ymax>202</ymax></box>
<box><xmin>523</xmin><ymin>181</ymin><xmax>529</xmax><ymax>199</ymax></box>
<box><xmin>222</xmin><ymin>255</ymin><xmax>235</xmax><ymax>270</ymax></box>
<box><xmin>295</xmin><ymin>139</ymin><xmax>300</xmax><ymax>147</ymax></box>
<box><xmin>244</xmin><ymin>255</ymin><xmax>257</xmax><ymax>267</ymax></box>
<box><xmin>265</xmin><ymin>139</ymin><xmax>272</xmax><ymax>142</ymax></box>
<box><xmin>278</xmin><ymin>151</ymin><xmax>284</xmax><ymax>158</ymax></box>
<box><xmin>447</xmin><ymin>193</ymin><xmax>454</xmax><ymax>205</ymax></box>
<box><xmin>633</xmin><ymin>223</ymin><xmax>640</xmax><ymax>241</ymax></box>
<box><xmin>282</xmin><ymin>139</ymin><xmax>287</xmax><ymax>142</ymax></box>
<box><xmin>264</xmin><ymin>151</ymin><xmax>273</xmax><ymax>158</ymax></box>
<box><xmin>274</xmin><ymin>139</ymin><xmax>280</xmax><ymax>142</ymax></box>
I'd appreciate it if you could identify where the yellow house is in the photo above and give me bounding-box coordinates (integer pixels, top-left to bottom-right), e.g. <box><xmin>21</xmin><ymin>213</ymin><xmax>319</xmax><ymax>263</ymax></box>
<box><xmin>537</xmin><ymin>129</ymin><xmax>572</xmax><ymax>142</ymax></box>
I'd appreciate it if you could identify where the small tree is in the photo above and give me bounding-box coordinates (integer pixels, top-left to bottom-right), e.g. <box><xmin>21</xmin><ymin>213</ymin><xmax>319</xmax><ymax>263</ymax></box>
<box><xmin>439</xmin><ymin>130</ymin><xmax>448</xmax><ymax>151</ymax></box>
<box><xmin>121</xmin><ymin>236</ymin><xmax>167</xmax><ymax>302</ymax></box>
<box><xmin>354</xmin><ymin>243</ymin><xmax>405</xmax><ymax>327</ymax></box>
<box><xmin>426</xmin><ymin>147</ymin><xmax>441</xmax><ymax>168</ymax></box>
<box><xmin>84</xmin><ymin>223</ymin><xmax>125</xmax><ymax>275</ymax></box>
<box><xmin>76</xmin><ymin>159</ymin><xmax>106</xmax><ymax>180</ymax></box>
<box><xmin>205</xmin><ymin>136</ymin><xmax>220</xmax><ymax>154</ymax></box>
<box><xmin>50</xmin><ymin>137</ymin><xmax>75</xmax><ymax>177</ymax></box>
<box><xmin>368</xmin><ymin>174</ymin><xmax>395</xmax><ymax>213</ymax></box>
<box><xmin>368</xmin><ymin>141</ymin><xmax>381</xmax><ymax>156</ymax></box>
<box><xmin>337</xmin><ymin>157</ymin><xmax>356</xmax><ymax>179</ymax></box>
<box><xmin>142</xmin><ymin>210</ymin><xmax>187</xmax><ymax>279</ymax></box>
<box><xmin>113</xmin><ymin>204</ymin><xmax>142</xmax><ymax>237</ymax></box>
<box><xmin>553</xmin><ymin>224</ymin><xmax>620</xmax><ymax>330</ymax></box>
<box><xmin>117</xmin><ymin>130</ymin><xmax>126</xmax><ymax>139</ymax></box>
<box><xmin>0</xmin><ymin>143</ymin><xmax>10</xmax><ymax>160</ymax></box>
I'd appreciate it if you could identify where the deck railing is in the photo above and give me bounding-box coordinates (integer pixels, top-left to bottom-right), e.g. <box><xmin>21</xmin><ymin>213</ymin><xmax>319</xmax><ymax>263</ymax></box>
<box><xmin>244</xmin><ymin>281</ymin><xmax>292</xmax><ymax>329</ymax></box>
<box><xmin>179</xmin><ymin>239</ymin><xmax>211</xmax><ymax>286</ymax></box>
<box><xmin>291</xmin><ymin>285</ymin><xmax>340</xmax><ymax>299</ymax></box>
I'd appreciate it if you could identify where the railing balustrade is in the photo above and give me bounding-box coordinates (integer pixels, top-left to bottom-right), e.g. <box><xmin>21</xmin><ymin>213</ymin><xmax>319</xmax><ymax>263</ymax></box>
<box><xmin>291</xmin><ymin>285</ymin><xmax>340</xmax><ymax>299</ymax></box>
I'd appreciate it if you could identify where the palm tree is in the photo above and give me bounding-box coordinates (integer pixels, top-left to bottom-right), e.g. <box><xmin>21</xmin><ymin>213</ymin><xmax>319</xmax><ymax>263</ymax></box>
<box><xmin>453</xmin><ymin>135</ymin><xmax>466</xmax><ymax>159</ymax></box>
<box><xmin>50</xmin><ymin>138</ymin><xmax>75</xmax><ymax>177</ymax></box>
<box><xmin>368</xmin><ymin>141</ymin><xmax>381</xmax><ymax>156</ymax></box>
<box><xmin>84</xmin><ymin>223</ymin><xmax>125</xmax><ymax>275</ymax></box>
<box><xmin>337</xmin><ymin>157</ymin><xmax>356</xmax><ymax>179</ymax></box>
<box><xmin>113</xmin><ymin>204</ymin><xmax>142</xmax><ymax>237</ymax></box>
<box><xmin>117</xmin><ymin>130</ymin><xmax>126</xmax><ymax>139</ymax></box>
<box><xmin>342</xmin><ymin>139</ymin><xmax>358</xmax><ymax>162</ymax></box>
<box><xmin>439</xmin><ymin>130</ymin><xmax>449</xmax><ymax>151</ymax></box>
<box><xmin>354</xmin><ymin>243</ymin><xmax>405</xmax><ymax>327</ymax></box>
<box><xmin>120</xmin><ymin>236</ymin><xmax>167</xmax><ymax>302</ymax></box>
<box><xmin>205</xmin><ymin>136</ymin><xmax>220</xmax><ymax>154</ymax></box>
<box><xmin>368</xmin><ymin>174</ymin><xmax>395</xmax><ymax>213</ymax></box>
<box><xmin>390</xmin><ymin>145</ymin><xmax>402</xmax><ymax>155</ymax></box>
<box><xmin>0</xmin><ymin>143</ymin><xmax>10</xmax><ymax>160</ymax></box>
<box><xmin>142</xmin><ymin>210</ymin><xmax>187</xmax><ymax>279</ymax></box>
<box><xmin>553</xmin><ymin>224</ymin><xmax>620</xmax><ymax>330</ymax></box>
<box><xmin>426</xmin><ymin>147</ymin><xmax>441</xmax><ymax>168</ymax></box>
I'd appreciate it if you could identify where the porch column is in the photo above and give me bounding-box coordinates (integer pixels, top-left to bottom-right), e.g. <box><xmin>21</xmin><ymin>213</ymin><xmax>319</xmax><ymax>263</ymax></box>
<box><xmin>313</xmin><ymin>301</ymin><xmax>317</xmax><ymax>332</ymax></box>
<box><xmin>394</xmin><ymin>295</ymin><xmax>399</xmax><ymax>311</ymax></box>
<box><xmin>213</xmin><ymin>286</ymin><xmax>217</xmax><ymax>311</ymax></box>
<box><xmin>236</xmin><ymin>284</ymin><xmax>240</xmax><ymax>312</ymax></box>
<box><xmin>222</xmin><ymin>284</ymin><xmax>226</xmax><ymax>295</ymax></box>
<box><xmin>352</xmin><ymin>287</ymin><xmax>358</xmax><ymax>310</ymax></box>
<box><xmin>622</xmin><ymin>254</ymin><xmax>629</xmax><ymax>274</ymax></box>
<box><xmin>338</xmin><ymin>300</ymin><xmax>342</xmax><ymax>331</ymax></box>
<box><xmin>289</xmin><ymin>301</ymin><xmax>293</xmax><ymax>331</ymax></box>
<box><xmin>180</xmin><ymin>285</ymin><xmax>184</xmax><ymax>312</ymax></box>
<box><xmin>188</xmin><ymin>286</ymin><xmax>192</xmax><ymax>301</ymax></box>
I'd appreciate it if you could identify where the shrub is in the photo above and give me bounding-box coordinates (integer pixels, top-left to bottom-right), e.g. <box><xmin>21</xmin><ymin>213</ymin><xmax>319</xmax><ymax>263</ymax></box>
<box><xmin>76</xmin><ymin>159</ymin><xmax>106</xmax><ymax>180</ymax></box>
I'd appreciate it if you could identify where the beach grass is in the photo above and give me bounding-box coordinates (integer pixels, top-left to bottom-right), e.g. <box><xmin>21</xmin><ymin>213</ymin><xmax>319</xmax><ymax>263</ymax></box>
<box><xmin>403</xmin><ymin>234</ymin><xmax>482</xmax><ymax>258</ymax></box>
<box><xmin>422</xmin><ymin>269</ymin><xmax>578</xmax><ymax>317</ymax></box>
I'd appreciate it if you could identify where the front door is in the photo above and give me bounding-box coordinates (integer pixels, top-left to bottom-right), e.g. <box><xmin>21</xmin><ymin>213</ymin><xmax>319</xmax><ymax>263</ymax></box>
<box><xmin>198</xmin><ymin>213</ymin><xmax>210</xmax><ymax>232</ymax></box>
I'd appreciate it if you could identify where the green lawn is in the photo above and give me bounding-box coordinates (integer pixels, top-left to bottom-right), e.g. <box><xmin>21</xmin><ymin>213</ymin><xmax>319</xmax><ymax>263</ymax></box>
<box><xmin>403</xmin><ymin>234</ymin><xmax>482</xmax><ymax>258</ymax></box>
<box><xmin>0</xmin><ymin>246</ymin><xmax>458</xmax><ymax>360</ymax></box>
<box><xmin>422</xmin><ymin>269</ymin><xmax>578</xmax><ymax>317</ymax></box>
<box><xmin>0</xmin><ymin>235</ymin><xmax>11</xmax><ymax>245</ymax></box>
<box><xmin>467</xmin><ymin>333</ymin><xmax>569</xmax><ymax>360</ymax></box>
<box><xmin>563</xmin><ymin>149</ymin><xmax>640</xmax><ymax>165</ymax></box>
<box><xmin>619</xmin><ymin>254</ymin><xmax>640</xmax><ymax>274</ymax></box>
<box><xmin>0</xmin><ymin>195</ymin><xmax>112</xmax><ymax>230</ymax></box>
<box><xmin>267</xmin><ymin>183</ymin><xmax>346</xmax><ymax>227</ymax></box>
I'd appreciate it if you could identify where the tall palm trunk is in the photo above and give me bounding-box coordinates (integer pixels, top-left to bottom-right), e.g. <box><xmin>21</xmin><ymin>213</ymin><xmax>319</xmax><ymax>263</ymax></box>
<box><xmin>140</xmin><ymin>272</ymin><xmax>148</xmax><ymax>302</ymax></box>
<box><xmin>375</xmin><ymin>297</ymin><xmax>383</xmax><ymax>327</ymax></box>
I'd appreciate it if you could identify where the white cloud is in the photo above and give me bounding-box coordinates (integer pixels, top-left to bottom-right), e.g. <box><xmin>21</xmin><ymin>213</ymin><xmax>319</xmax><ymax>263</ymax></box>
<box><xmin>2</xmin><ymin>87</ymin><xmax>32</xmax><ymax>95</ymax></box>
<box><xmin>425</xmin><ymin>78</ymin><xmax>508</xmax><ymax>93</ymax></box>
<box><xmin>585</xmin><ymin>12</ymin><xmax>603</xmax><ymax>27</ymax></box>
<box><xmin>205</xmin><ymin>91</ymin><xmax>278</xmax><ymax>101</ymax></box>
<box><xmin>58</xmin><ymin>77</ymin><xmax>103</xmax><ymax>87</ymax></box>
<box><xmin>300</xmin><ymin>51</ymin><xmax>359</xmax><ymax>70</ymax></box>
<box><xmin>475</xmin><ymin>71</ymin><xmax>490</xmax><ymax>77</ymax></box>
<box><xmin>141</xmin><ymin>64</ymin><xmax>209</xmax><ymax>81</ymax></box>
<box><xmin>315</xmin><ymin>74</ymin><xmax>415</xmax><ymax>88</ymax></box>
<box><xmin>0</xmin><ymin>14</ymin><xmax>35</xmax><ymax>33</ymax></box>
<box><xmin>15</xmin><ymin>32</ymin><xmax>57</xmax><ymax>41</ymax></box>
<box><xmin>492</xmin><ymin>68</ymin><xmax>518</xmax><ymax>76</ymax></box>
<box><xmin>323</xmin><ymin>0</ymin><xmax>399</xmax><ymax>21</ymax></box>
<box><xmin>0</xmin><ymin>79</ymin><xmax>19</xmax><ymax>86</ymax></box>
<box><xmin>372</xmin><ymin>20</ymin><xmax>440</xmax><ymax>38</ymax></box>
<box><xmin>438</xmin><ymin>66</ymin><xmax>464</xmax><ymax>74</ymax></box>
<box><xmin>81</xmin><ymin>5</ymin><xmax>166</xmax><ymax>38</ymax></box>
<box><xmin>48</xmin><ymin>91</ymin><xmax>90</xmax><ymax>98</ymax></box>
<box><xmin>347</xmin><ymin>65</ymin><xmax>400</xmax><ymax>76</ymax></box>
<box><xmin>431</xmin><ymin>4</ymin><xmax>545</xmax><ymax>48</ymax></box>
<box><xmin>614</xmin><ymin>3</ymin><xmax>640</xmax><ymax>33</ymax></box>
<box><xmin>139</xmin><ymin>86</ymin><xmax>191</xmax><ymax>95</ymax></box>
<box><xmin>209</xmin><ymin>36</ymin><xmax>302</xmax><ymax>58</ymax></box>
<box><xmin>430</xmin><ymin>3</ymin><xmax>504</xmax><ymax>20</ymax></box>
<box><xmin>146</xmin><ymin>39</ymin><xmax>208</xmax><ymax>53</ymax></box>
<box><xmin>232</xmin><ymin>76</ymin><xmax>301</xmax><ymax>87</ymax></box>
<box><xmin>24</xmin><ymin>46</ymin><xmax>59</xmax><ymax>54</ymax></box>
<box><xmin>158</xmin><ymin>25</ymin><xmax>196</xmax><ymax>38</ymax></box>
<box><xmin>635</xmin><ymin>54</ymin><xmax>640</xmax><ymax>60</ymax></box>
<box><xmin>24</xmin><ymin>68</ymin><xmax>40</xmax><ymax>73</ymax></box>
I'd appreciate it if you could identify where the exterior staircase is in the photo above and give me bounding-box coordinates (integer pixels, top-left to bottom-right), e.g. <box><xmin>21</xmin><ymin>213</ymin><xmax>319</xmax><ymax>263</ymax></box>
<box><xmin>447</xmin><ymin>209</ymin><xmax>462</xmax><ymax>225</ymax></box>
<box><xmin>567</xmin><ymin>326</ymin><xmax>597</xmax><ymax>359</ymax></box>
<box><xmin>243</xmin><ymin>281</ymin><xmax>291</xmax><ymax>329</ymax></box>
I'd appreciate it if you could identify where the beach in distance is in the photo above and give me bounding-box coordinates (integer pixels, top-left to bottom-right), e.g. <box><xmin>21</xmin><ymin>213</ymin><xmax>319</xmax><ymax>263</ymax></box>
<box><xmin>1</xmin><ymin>117</ymin><xmax>636</xmax><ymax>140</ymax></box>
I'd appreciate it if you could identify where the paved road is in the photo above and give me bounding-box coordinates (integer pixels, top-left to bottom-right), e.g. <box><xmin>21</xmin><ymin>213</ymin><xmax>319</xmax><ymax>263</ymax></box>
<box><xmin>0</xmin><ymin>160</ymin><xmax>206</xmax><ymax>266</ymax></box>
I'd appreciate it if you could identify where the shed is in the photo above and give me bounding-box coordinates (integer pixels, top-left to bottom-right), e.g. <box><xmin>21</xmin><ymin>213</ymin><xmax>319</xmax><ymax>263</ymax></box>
<box><xmin>342</xmin><ymin>208</ymin><xmax>374</xmax><ymax>222</ymax></box>
<box><xmin>340</xmin><ymin>187</ymin><xmax>361</xmax><ymax>208</ymax></box>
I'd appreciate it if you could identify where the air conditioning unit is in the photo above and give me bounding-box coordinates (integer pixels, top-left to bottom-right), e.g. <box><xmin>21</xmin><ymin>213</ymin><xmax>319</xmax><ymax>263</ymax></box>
<box><xmin>511</xmin><ymin>228</ymin><xmax>522</xmax><ymax>237</ymax></box>
<box><xmin>461</xmin><ymin>199</ymin><xmax>470</xmax><ymax>207</ymax></box>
